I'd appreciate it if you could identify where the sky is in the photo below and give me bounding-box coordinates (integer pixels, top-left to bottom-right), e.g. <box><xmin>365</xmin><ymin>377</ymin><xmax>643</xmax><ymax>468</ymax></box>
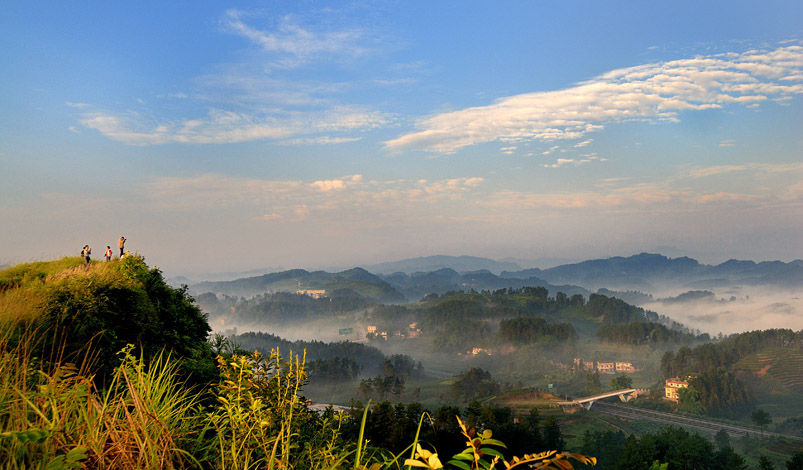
<box><xmin>1</xmin><ymin>1</ymin><xmax>802</xmax><ymax>277</ymax></box>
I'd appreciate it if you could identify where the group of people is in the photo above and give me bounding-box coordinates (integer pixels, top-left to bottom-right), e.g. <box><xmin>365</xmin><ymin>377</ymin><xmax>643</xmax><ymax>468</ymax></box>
<box><xmin>81</xmin><ymin>236</ymin><xmax>126</xmax><ymax>264</ymax></box>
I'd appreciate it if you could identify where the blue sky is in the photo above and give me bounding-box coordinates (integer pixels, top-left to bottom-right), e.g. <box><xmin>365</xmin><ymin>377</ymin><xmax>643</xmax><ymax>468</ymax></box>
<box><xmin>1</xmin><ymin>1</ymin><xmax>802</xmax><ymax>276</ymax></box>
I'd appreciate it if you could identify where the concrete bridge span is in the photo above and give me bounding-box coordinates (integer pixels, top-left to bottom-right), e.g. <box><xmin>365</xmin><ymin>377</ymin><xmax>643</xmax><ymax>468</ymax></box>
<box><xmin>556</xmin><ymin>389</ymin><xmax>640</xmax><ymax>411</ymax></box>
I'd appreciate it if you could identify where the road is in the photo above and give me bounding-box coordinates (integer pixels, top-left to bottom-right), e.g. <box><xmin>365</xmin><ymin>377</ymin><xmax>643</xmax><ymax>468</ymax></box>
<box><xmin>591</xmin><ymin>402</ymin><xmax>803</xmax><ymax>441</ymax></box>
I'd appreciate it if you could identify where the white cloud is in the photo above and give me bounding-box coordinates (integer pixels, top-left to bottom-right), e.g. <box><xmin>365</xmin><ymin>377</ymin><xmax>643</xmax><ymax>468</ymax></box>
<box><xmin>543</xmin><ymin>155</ymin><xmax>607</xmax><ymax>168</ymax></box>
<box><xmin>684</xmin><ymin>162</ymin><xmax>803</xmax><ymax>179</ymax></box>
<box><xmin>485</xmin><ymin>160</ymin><xmax>803</xmax><ymax>212</ymax></box>
<box><xmin>283</xmin><ymin>136</ymin><xmax>362</xmax><ymax>145</ymax></box>
<box><xmin>76</xmin><ymin>8</ymin><xmax>396</xmax><ymax>146</ymax></box>
<box><xmin>311</xmin><ymin>179</ymin><xmax>347</xmax><ymax>192</ymax></box>
<box><xmin>145</xmin><ymin>174</ymin><xmax>485</xmax><ymax>222</ymax></box>
<box><xmin>80</xmin><ymin>107</ymin><xmax>390</xmax><ymax>145</ymax></box>
<box><xmin>385</xmin><ymin>44</ymin><xmax>803</xmax><ymax>154</ymax></box>
<box><xmin>220</xmin><ymin>10</ymin><xmax>370</xmax><ymax>69</ymax></box>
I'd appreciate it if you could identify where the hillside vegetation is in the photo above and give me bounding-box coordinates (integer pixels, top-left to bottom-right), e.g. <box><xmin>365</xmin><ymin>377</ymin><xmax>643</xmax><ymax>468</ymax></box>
<box><xmin>0</xmin><ymin>257</ymin><xmax>597</xmax><ymax>469</ymax></box>
<box><xmin>0</xmin><ymin>255</ymin><xmax>215</xmax><ymax>385</ymax></box>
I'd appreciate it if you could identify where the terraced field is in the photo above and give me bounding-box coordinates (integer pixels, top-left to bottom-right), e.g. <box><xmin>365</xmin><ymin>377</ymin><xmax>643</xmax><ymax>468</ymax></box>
<box><xmin>734</xmin><ymin>348</ymin><xmax>803</xmax><ymax>420</ymax></box>
<box><xmin>734</xmin><ymin>348</ymin><xmax>803</xmax><ymax>394</ymax></box>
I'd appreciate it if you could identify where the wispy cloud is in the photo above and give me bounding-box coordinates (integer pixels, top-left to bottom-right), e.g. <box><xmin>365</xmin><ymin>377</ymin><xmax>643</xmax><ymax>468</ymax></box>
<box><xmin>76</xmin><ymin>8</ymin><xmax>396</xmax><ymax>146</ymax></box>
<box><xmin>385</xmin><ymin>44</ymin><xmax>803</xmax><ymax>154</ymax></box>
<box><xmin>220</xmin><ymin>9</ymin><xmax>371</xmax><ymax>69</ymax></box>
<box><xmin>283</xmin><ymin>136</ymin><xmax>363</xmax><ymax>145</ymax></box>
<box><xmin>543</xmin><ymin>155</ymin><xmax>607</xmax><ymax>168</ymax></box>
<box><xmin>484</xmin><ymin>161</ymin><xmax>803</xmax><ymax>212</ymax></box>
<box><xmin>79</xmin><ymin>107</ymin><xmax>390</xmax><ymax>145</ymax></box>
<box><xmin>145</xmin><ymin>174</ymin><xmax>485</xmax><ymax>222</ymax></box>
<box><xmin>684</xmin><ymin>162</ymin><xmax>803</xmax><ymax>179</ymax></box>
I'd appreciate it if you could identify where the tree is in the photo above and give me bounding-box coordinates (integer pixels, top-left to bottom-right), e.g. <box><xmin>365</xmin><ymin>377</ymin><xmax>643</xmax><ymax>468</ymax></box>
<box><xmin>451</xmin><ymin>368</ymin><xmax>500</xmax><ymax>402</ymax></box>
<box><xmin>543</xmin><ymin>416</ymin><xmax>565</xmax><ymax>452</ymax></box>
<box><xmin>752</xmin><ymin>409</ymin><xmax>772</xmax><ymax>435</ymax></box>
<box><xmin>787</xmin><ymin>452</ymin><xmax>803</xmax><ymax>470</ymax></box>
<box><xmin>610</xmin><ymin>373</ymin><xmax>632</xmax><ymax>390</ymax></box>
<box><xmin>677</xmin><ymin>386</ymin><xmax>705</xmax><ymax>414</ymax></box>
<box><xmin>713</xmin><ymin>429</ymin><xmax>730</xmax><ymax>450</ymax></box>
<box><xmin>585</xmin><ymin>370</ymin><xmax>601</xmax><ymax>395</ymax></box>
<box><xmin>713</xmin><ymin>445</ymin><xmax>748</xmax><ymax>470</ymax></box>
<box><xmin>759</xmin><ymin>455</ymin><xmax>775</xmax><ymax>470</ymax></box>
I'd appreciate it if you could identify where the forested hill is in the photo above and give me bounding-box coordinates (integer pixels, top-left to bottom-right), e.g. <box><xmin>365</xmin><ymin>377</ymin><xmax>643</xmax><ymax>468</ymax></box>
<box><xmin>190</xmin><ymin>267</ymin><xmax>405</xmax><ymax>302</ymax></box>
<box><xmin>0</xmin><ymin>255</ymin><xmax>216</xmax><ymax>385</ymax></box>
<box><xmin>379</xmin><ymin>268</ymin><xmax>588</xmax><ymax>301</ymax></box>
<box><xmin>501</xmin><ymin>253</ymin><xmax>803</xmax><ymax>290</ymax></box>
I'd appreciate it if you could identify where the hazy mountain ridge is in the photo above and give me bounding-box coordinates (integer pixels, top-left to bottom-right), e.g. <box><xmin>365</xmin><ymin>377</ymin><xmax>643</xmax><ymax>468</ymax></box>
<box><xmin>378</xmin><ymin>268</ymin><xmax>588</xmax><ymax>301</ymax></box>
<box><xmin>189</xmin><ymin>267</ymin><xmax>405</xmax><ymax>302</ymax></box>
<box><xmin>188</xmin><ymin>252</ymin><xmax>801</xmax><ymax>305</ymax></box>
<box><xmin>367</xmin><ymin>255</ymin><xmax>522</xmax><ymax>275</ymax></box>
<box><xmin>502</xmin><ymin>253</ymin><xmax>803</xmax><ymax>291</ymax></box>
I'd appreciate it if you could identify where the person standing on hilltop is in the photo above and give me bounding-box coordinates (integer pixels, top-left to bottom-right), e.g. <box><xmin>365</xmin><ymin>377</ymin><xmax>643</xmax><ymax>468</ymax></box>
<box><xmin>82</xmin><ymin>245</ymin><xmax>91</xmax><ymax>265</ymax></box>
<box><xmin>119</xmin><ymin>236</ymin><xmax>126</xmax><ymax>257</ymax></box>
<box><xmin>105</xmin><ymin>245</ymin><xmax>113</xmax><ymax>261</ymax></box>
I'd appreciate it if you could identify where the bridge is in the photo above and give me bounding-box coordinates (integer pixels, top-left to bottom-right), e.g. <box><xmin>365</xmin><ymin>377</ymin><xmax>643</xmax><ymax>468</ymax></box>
<box><xmin>556</xmin><ymin>389</ymin><xmax>639</xmax><ymax>411</ymax></box>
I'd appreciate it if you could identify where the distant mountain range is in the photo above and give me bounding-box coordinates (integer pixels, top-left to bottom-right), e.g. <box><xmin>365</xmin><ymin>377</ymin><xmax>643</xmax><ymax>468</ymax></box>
<box><xmin>188</xmin><ymin>253</ymin><xmax>803</xmax><ymax>303</ymax></box>
<box><xmin>377</xmin><ymin>268</ymin><xmax>588</xmax><ymax>302</ymax></box>
<box><xmin>501</xmin><ymin>253</ymin><xmax>803</xmax><ymax>291</ymax></box>
<box><xmin>367</xmin><ymin>255</ymin><xmax>522</xmax><ymax>275</ymax></box>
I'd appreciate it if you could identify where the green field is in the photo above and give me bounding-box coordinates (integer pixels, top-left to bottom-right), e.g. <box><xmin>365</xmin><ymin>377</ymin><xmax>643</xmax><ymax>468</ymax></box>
<box><xmin>734</xmin><ymin>348</ymin><xmax>803</xmax><ymax>421</ymax></box>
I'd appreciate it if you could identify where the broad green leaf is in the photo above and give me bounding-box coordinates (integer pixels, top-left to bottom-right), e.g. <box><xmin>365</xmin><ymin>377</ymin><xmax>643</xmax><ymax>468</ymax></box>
<box><xmin>482</xmin><ymin>448</ymin><xmax>505</xmax><ymax>459</ymax></box>
<box><xmin>482</xmin><ymin>438</ymin><xmax>507</xmax><ymax>448</ymax></box>
<box><xmin>447</xmin><ymin>460</ymin><xmax>472</xmax><ymax>470</ymax></box>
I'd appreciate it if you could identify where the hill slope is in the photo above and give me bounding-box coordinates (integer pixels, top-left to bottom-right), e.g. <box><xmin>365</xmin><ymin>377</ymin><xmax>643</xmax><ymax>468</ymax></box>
<box><xmin>0</xmin><ymin>255</ymin><xmax>215</xmax><ymax>384</ymax></box>
<box><xmin>190</xmin><ymin>267</ymin><xmax>405</xmax><ymax>302</ymax></box>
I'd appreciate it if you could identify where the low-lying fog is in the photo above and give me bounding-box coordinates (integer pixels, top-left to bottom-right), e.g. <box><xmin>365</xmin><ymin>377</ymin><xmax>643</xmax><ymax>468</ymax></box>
<box><xmin>211</xmin><ymin>317</ymin><xmax>366</xmax><ymax>344</ymax></box>
<box><xmin>209</xmin><ymin>286</ymin><xmax>802</xmax><ymax>343</ymax></box>
<box><xmin>642</xmin><ymin>286</ymin><xmax>803</xmax><ymax>336</ymax></box>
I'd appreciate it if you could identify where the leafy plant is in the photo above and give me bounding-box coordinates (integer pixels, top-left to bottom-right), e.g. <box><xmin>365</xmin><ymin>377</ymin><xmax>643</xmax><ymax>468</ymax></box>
<box><xmin>405</xmin><ymin>416</ymin><xmax>595</xmax><ymax>470</ymax></box>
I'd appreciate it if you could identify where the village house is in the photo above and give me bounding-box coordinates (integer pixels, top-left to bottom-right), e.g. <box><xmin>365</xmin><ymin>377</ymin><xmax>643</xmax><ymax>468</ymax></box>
<box><xmin>664</xmin><ymin>377</ymin><xmax>689</xmax><ymax>402</ymax></box>
<box><xmin>615</xmin><ymin>361</ymin><xmax>635</xmax><ymax>373</ymax></box>
<box><xmin>597</xmin><ymin>362</ymin><xmax>615</xmax><ymax>374</ymax></box>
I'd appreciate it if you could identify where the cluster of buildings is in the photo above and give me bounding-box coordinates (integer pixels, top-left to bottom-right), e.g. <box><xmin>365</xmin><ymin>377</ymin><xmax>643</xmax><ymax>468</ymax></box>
<box><xmin>296</xmin><ymin>289</ymin><xmax>327</xmax><ymax>299</ymax></box>
<box><xmin>573</xmin><ymin>358</ymin><xmax>636</xmax><ymax>374</ymax></box>
<box><xmin>365</xmin><ymin>322</ymin><xmax>422</xmax><ymax>341</ymax></box>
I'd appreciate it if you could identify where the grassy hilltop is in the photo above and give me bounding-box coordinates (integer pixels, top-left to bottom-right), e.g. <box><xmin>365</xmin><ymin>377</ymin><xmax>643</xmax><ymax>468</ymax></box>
<box><xmin>0</xmin><ymin>255</ymin><xmax>215</xmax><ymax>385</ymax></box>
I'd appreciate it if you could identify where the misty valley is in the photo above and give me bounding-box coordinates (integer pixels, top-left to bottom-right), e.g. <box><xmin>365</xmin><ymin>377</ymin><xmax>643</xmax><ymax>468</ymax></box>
<box><xmin>3</xmin><ymin>252</ymin><xmax>803</xmax><ymax>469</ymax></box>
<box><xmin>188</xmin><ymin>253</ymin><xmax>803</xmax><ymax>460</ymax></box>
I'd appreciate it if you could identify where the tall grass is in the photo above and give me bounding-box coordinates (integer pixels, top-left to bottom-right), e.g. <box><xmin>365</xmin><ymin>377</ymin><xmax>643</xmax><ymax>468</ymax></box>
<box><xmin>0</xmin><ymin>325</ymin><xmax>203</xmax><ymax>469</ymax></box>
